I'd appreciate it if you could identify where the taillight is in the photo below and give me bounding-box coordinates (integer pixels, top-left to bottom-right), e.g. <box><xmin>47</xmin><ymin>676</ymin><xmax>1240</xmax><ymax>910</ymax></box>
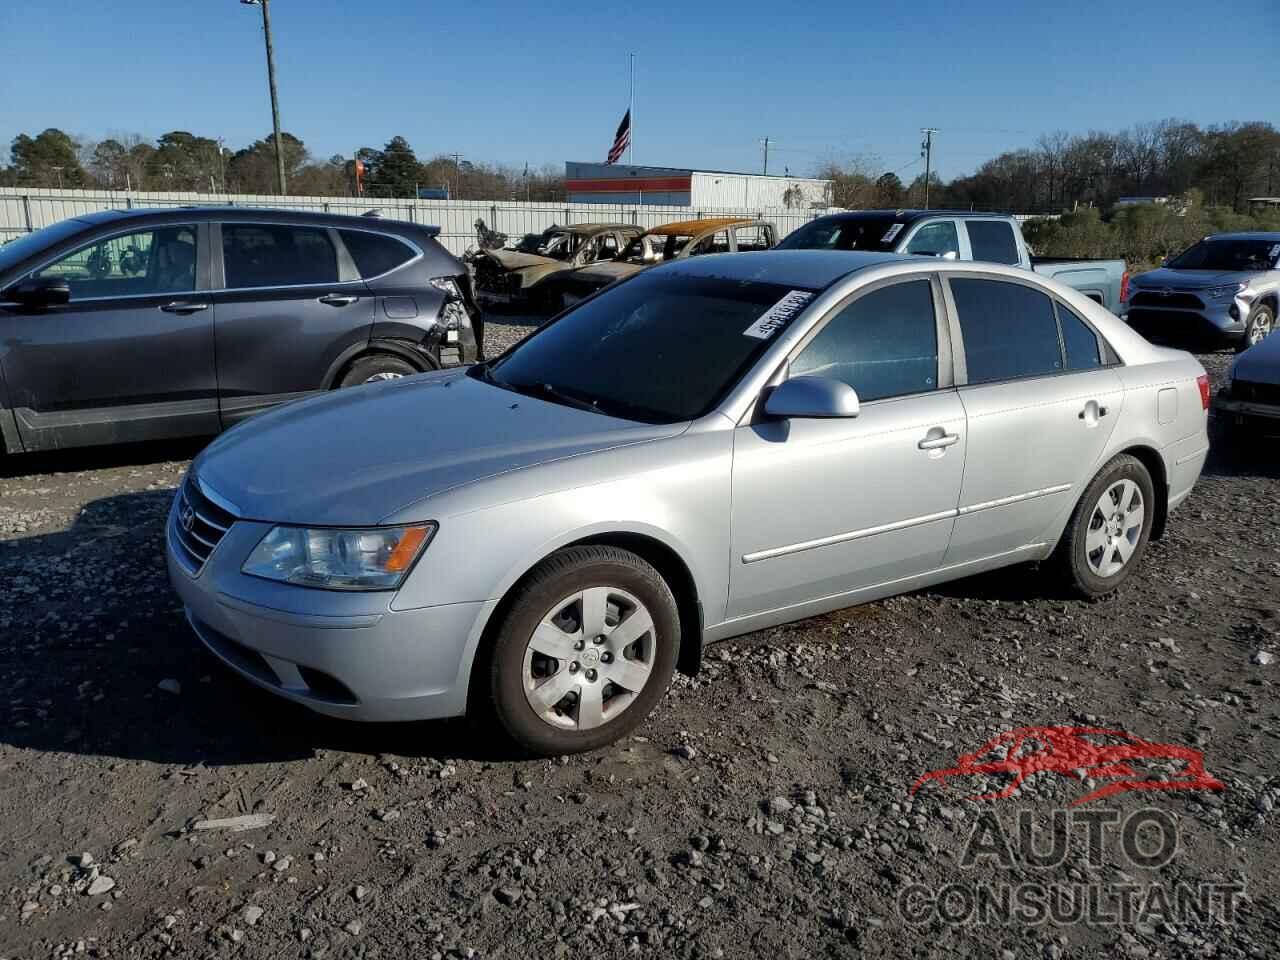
<box><xmin>1119</xmin><ymin>271</ymin><xmax>1130</xmax><ymax>303</ymax></box>
<box><xmin>1196</xmin><ymin>374</ymin><xmax>1210</xmax><ymax>410</ymax></box>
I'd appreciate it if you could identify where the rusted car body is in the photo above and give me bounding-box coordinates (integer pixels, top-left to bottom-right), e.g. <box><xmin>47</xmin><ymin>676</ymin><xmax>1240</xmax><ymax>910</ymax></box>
<box><xmin>553</xmin><ymin>217</ymin><xmax>777</xmax><ymax>306</ymax></box>
<box><xmin>471</xmin><ymin>223</ymin><xmax>642</xmax><ymax>308</ymax></box>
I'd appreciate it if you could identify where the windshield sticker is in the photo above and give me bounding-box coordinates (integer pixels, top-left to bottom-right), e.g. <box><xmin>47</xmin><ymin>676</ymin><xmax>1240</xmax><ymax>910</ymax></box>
<box><xmin>881</xmin><ymin>223</ymin><xmax>905</xmax><ymax>243</ymax></box>
<box><xmin>1271</xmin><ymin>244</ymin><xmax>1280</xmax><ymax>259</ymax></box>
<box><xmin>742</xmin><ymin>290</ymin><xmax>814</xmax><ymax>340</ymax></box>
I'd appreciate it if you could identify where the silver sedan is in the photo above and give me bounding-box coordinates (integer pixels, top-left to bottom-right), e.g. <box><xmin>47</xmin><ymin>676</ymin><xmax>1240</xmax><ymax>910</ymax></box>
<box><xmin>166</xmin><ymin>251</ymin><xmax>1210</xmax><ymax>755</ymax></box>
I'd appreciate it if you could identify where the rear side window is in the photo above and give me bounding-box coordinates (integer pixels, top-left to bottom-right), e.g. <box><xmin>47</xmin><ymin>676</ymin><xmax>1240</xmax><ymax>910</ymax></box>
<box><xmin>965</xmin><ymin>221</ymin><xmax>1020</xmax><ymax>265</ymax></box>
<box><xmin>1058</xmin><ymin>304</ymin><xmax>1102</xmax><ymax>370</ymax></box>
<box><xmin>950</xmin><ymin>278</ymin><xmax>1062</xmax><ymax>383</ymax></box>
<box><xmin>222</xmin><ymin>224</ymin><xmax>339</xmax><ymax>288</ymax></box>
<box><xmin>339</xmin><ymin>229</ymin><xmax>416</xmax><ymax>278</ymax></box>
<box><xmin>791</xmin><ymin>280</ymin><xmax>938</xmax><ymax>402</ymax></box>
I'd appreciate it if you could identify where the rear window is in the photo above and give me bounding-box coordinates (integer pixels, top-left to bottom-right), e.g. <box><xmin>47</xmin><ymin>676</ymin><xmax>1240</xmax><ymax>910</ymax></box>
<box><xmin>950</xmin><ymin>278</ymin><xmax>1063</xmax><ymax>383</ymax></box>
<box><xmin>965</xmin><ymin>221</ymin><xmax>1020</xmax><ymax>265</ymax></box>
<box><xmin>339</xmin><ymin>229</ymin><xmax>417</xmax><ymax>278</ymax></box>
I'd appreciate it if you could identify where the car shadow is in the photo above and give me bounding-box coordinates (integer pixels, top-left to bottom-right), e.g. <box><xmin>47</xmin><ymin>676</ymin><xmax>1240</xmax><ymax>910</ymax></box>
<box><xmin>0</xmin><ymin>489</ymin><xmax>507</xmax><ymax>768</ymax></box>
<box><xmin>1201</xmin><ymin>436</ymin><xmax>1280</xmax><ymax>480</ymax></box>
<box><xmin>0</xmin><ymin>436</ymin><xmax>212</xmax><ymax>478</ymax></box>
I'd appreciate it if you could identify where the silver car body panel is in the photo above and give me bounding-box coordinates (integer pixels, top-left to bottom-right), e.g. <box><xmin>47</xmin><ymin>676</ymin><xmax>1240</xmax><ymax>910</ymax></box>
<box><xmin>169</xmin><ymin>253</ymin><xmax>1209</xmax><ymax>722</ymax></box>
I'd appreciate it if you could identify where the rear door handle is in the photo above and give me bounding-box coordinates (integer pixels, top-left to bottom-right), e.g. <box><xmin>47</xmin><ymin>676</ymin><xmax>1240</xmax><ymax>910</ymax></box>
<box><xmin>1078</xmin><ymin>401</ymin><xmax>1109</xmax><ymax>420</ymax></box>
<box><xmin>159</xmin><ymin>301</ymin><xmax>209</xmax><ymax>314</ymax></box>
<box><xmin>918</xmin><ymin>432</ymin><xmax>960</xmax><ymax>450</ymax></box>
<box><xmin>318</xmin><ymin>293</ymin><xmax>359</xmax><ymax>307</ymax></box>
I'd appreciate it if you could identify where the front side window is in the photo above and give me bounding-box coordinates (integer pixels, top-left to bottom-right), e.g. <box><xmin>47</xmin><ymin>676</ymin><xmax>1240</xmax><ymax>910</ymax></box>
<box><xmin>222</xmin><ymin>224</ymin><xmax>339</xmax><ymax>288</ymax></box>
<box><xmin>690</xmin><ymin>231</ymin><xmax>730</xmax><ymax>256</ymax></box>
<box><xmin>734</xmin><ymin>224</ymin><xmax>773</xmax><ymax>251</ymax></box>
<box><xmin>481</xmin><ymin>271</ymin><xmax>818</xmax><ymax>423</ymax></box>
<box><xmin>964</xmin><ymin>220</ymin><xmax>1020</xmax><ymax>265</ymax></box>
<box><xmin>33</xmin><ymin>226</ymin><xmax>197</xmax><ymax>299</ymax></box>
<box><xmin>950</xmin><ymin>278</ymin><xmax>1062</xmax><ymax>383</ymax></box>
<box><xmin>338</xmin><ymin>229</ymin><xmax>415</xmax><ymax>278</ymax></box>
<box><xmin>791</xmin><ymin>280</ymin><xmax>939</xmax><ymax>402</ymax></box>
<box><xmin>903</xmin><ymin>221</ymin><xmax>959</xmax><ymax>258</ymax></box>
<box><xmin>1058</xmin><ymin>303</ymin><xmax>1103</xmax><ymax>370</ymax></box>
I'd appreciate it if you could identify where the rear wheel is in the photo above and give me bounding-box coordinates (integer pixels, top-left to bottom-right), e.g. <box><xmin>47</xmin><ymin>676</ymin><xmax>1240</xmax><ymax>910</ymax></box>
<box><xmin>1050</xmin><ymin>454</ymin><xmax>1155</xmax><ymax>598</ymax></box>
<box><xmin>478</xmin><ymin>546</ymin><xmax>679</xmax><ymax>756</ymax></box>
<box><xmin>337</xmin><ymin>354</ymin><xmax>419</xmax><ymax>388</ymax></box>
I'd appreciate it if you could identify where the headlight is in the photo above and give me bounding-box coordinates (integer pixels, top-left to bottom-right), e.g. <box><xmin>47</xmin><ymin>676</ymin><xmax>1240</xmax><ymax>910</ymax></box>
<box><xmin>242</xmin><ymin>523</ymin><xmax>436</xmax><ymax>590</ymax></box>
<box><xmin>1206</xmin><ymin>282</ymin><xmax>1248</xmax><ymax>302</ymax></box>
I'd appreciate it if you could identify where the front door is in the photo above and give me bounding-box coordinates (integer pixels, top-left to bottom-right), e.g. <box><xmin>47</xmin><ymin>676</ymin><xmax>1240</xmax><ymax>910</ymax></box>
<box><xmin>728</xmin><ymin>277</ymin><xmax>966</xmax><ymax>620</ymax></box>
<box><xmin>0</xmin><ymin>222</ymin><xmax>217</xmax><ymax>450</ymax></box>
<box><xmin>941</xmin><ymin>276</ymin><xmax>1124</xmax><ymax>565</ymax></box>
<box><xmin>212</xmin><ymin>222</ymin><xmax>374</xmax><ymax>425</ymax></box>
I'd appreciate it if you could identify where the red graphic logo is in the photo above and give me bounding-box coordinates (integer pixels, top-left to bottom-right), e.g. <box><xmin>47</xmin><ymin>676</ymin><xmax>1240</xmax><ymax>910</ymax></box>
<box><xmin>910</xmin><ymin>726</ymin><xmax>1225</xmax><ymax>807</ymax></box>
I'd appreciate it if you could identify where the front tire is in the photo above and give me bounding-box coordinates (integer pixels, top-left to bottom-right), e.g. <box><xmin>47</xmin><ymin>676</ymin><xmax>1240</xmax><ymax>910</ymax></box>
<box><xmin>1050</xmin><ymin>454</ymin><xmax>1155</xmax><ymax>598</ymax></box>
<box><xmin>477</xmin><ymin>546</ymin><xmax>679</xmax><ymax>756</ymax></box>
<box><xmin>1240</xmin><ymin>304</ymin><xmax>1275</xmax><ymax>352</ymax></box>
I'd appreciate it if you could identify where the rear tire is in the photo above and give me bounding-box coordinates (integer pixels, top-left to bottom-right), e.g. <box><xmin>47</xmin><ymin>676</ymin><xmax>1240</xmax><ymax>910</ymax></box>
<box><xmin>477</xmin><ymin>546</ymin><xmax>679</xmax><ymax>756</ymax></box>
<box><xmin>337</xmin><ymin>354</ymin><xmax>419</xmax><ymax>388</ymax></box>
<box><xmin>1050</xmin><ymin>454</ymin><xmax>1155</xmax><ymax>598</ymax></box>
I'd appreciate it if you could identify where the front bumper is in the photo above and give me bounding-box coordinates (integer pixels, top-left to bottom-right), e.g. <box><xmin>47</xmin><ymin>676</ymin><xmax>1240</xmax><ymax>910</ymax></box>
<box><xmin>165</xmin><ymin>493</ymin><xmax>495</xmax><ymax>722</ymax></box>
<box><xmin>1125</xmin><ymin>291</ymin><xmax>1249</xmax><ymax>347</ymax></box>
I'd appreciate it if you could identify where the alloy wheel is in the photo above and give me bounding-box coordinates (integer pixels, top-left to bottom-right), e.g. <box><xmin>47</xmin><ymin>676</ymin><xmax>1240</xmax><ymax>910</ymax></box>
<box><xmin>1247</xmin><ymin>311</ymin><xmax>1273</xmax><ymax>346</ymax></box>
<box><xmin>364</xmin><ymin>371</ymin><xmax>405</xmax><ymax>383</ymax></box>
<box><xmin>1084</xmin><ymin>479</ymin><xmax>1144</xmax><ymax>578</ymax></box>
<box><xmin>521</xmin><ymin>586</ymin><xmax>656</xmax><ymax>731</ymax></box>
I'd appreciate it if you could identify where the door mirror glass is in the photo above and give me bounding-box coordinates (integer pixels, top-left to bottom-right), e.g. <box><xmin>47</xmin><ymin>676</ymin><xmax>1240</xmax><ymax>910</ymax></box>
<box><xmin>764</xmin><ymin>376</ymin><xmax>860</xmax><ymax>419</ymax></box>
<box><xmin>7</xmin><ymin>276</ymin><xmax>71</xmax><ymax>307</ymax></box>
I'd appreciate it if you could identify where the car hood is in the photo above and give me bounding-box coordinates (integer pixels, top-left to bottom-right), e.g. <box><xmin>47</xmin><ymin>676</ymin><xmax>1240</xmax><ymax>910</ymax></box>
<box><xmin>483</xmin><ymin>249</ymin><xmax>566</xmax><ymax>273</ymax></box>
<box><xmin>1233</xmin><ymin>332</ymin><xmax>1280</xmax><ymax>385</ymax></box>
<box><xmin>574</xmin><ymin>261</ymin><xmax>645</xmax><ymax>283</ymax></box>
<box><xmin>192</xmin><ymin>369</ymin><xmax>685</xmax><ymax>525</ymax></box>
<box><xmin>1132</xmin><ymin>267</ymin><xmax>1253</xmax><ymax>289</ymax></box>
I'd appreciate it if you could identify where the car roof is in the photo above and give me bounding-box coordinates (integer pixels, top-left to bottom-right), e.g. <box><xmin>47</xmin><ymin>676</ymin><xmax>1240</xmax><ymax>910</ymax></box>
<box><xmin>66</xmin><ymin>206</ymin><xmax>441</xmax><ymax>236</ymax></box>
<box><xmin>1205</xmin><ymin>231</ymin><xmax>1280</xmax><ymax>241</ymax></box>
<box><xmin>810</xmin><ymin>208</ymin><xmax>1009</xmax><ymax>223</ymax></box>
<box><xmin>558</xmin><ymin>222</ymin><xmax>641</xmax><ymax>234</ymax></box>
<box><xmin>647</xmin><ymin>217</ymin><xmax>754</xmax><ymax>236</ymax></box>
<box><xmin>651</xmin><ymin>249</ymin><xmax>912</xmax><ymax>289</ymax></box>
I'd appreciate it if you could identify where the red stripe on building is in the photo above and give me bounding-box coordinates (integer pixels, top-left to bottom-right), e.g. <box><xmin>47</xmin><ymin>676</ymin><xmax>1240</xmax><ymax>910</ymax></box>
<box><xmin>566</xmin><ymin>176</ymin><xmax>692</xmax><ymax>193</ymax></box>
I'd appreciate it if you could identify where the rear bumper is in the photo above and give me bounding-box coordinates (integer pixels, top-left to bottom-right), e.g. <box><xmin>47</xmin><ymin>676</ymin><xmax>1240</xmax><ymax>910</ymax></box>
<box><xmin>1212</xmin><ymin>396</ymin><xmax>1280</xmax><ymax>437</ymax></box>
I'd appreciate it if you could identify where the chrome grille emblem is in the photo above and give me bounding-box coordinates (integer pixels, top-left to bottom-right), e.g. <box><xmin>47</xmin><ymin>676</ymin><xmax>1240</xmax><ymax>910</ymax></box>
<box><xmin>180</xmin><ymin>502</ymin><xmax>196</xmax><ymax>532</ymax></box>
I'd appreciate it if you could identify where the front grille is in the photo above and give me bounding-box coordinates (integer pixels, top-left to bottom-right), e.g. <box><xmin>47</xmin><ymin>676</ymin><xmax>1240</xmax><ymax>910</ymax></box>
<box><xmin>1126</xmin><ymin>308</ymin><xmax>1222</xmax><ymax>345</ymax></box>
<box><xmin>1130</xmin><ymin>291</ymin><xmax>1204</xmax><ymax>310</ymax></box>
<box><xmin>170</xmin><ymin>475</ymin><xmax>237</xmax><ymax>574</ymax></box>
<box><xmin>1234</xmin><ymin>380</ymin><xmax>1280</xmax><ymax>406</ymax></box>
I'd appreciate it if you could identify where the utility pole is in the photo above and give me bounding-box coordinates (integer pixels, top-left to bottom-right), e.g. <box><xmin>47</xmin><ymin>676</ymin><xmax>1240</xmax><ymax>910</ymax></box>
<box><xmin>50</xmin><ymin>166</ymin><xmax>64</xmax><ymax>189</ymax></box>
<box><xmin>242</xmin><ymin>0</ymin><xmax>287</xmax><ymax>195</ymax></box>
<box><xmin>920</xmin><ymin>128</ymin><xmax>937</xmax><ymax>207</ymax></box>
<box><xmin>449</xmin><ymin>153</ymin><xmax>465</xmax><ymax>200</ymax></box>
<box><xmin>760</xmin><ymin>137</ymin><xmax>771</xmax><ymax>176</ymax></box>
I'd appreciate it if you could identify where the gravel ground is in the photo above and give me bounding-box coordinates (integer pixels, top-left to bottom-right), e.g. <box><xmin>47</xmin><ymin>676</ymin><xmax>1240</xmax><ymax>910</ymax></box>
<box><xmin>1</xmin><ymin>340</ymin><xmax>1278</xmax><ymax>960</ymax></box>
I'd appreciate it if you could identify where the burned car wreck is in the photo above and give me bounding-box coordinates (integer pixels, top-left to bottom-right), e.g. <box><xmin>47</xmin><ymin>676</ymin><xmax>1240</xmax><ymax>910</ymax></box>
<box><xmin>471</xmin><ymin>222</ymin><xmax>642</xmax><ymax>309</ymax></box>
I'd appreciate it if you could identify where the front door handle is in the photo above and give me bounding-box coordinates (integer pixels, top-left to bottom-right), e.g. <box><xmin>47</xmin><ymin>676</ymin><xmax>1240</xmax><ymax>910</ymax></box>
<box><xmin>159</xmin><ymin>301</ymin><xmax>209</xmax><ymax>314</ymax></box>
<box><xmin>918</xmin><ymin>431</ymin><xmax>960</xmax><ymax>451</ymax></box>
<box><xmin>318</xmin><ymin>293</ymin><xmax>359</xmax><ymax>307</ymax></box>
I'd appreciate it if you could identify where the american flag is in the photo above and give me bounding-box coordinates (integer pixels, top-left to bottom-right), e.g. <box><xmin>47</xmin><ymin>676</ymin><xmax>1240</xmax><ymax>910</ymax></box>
<box><xmin>606</xmin><ymin>109</ymin><xmax>631</xmax><ymax>165</ymax></box>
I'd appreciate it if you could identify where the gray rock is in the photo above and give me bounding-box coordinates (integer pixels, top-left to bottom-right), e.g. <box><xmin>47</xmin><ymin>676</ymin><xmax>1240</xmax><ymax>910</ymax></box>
<box><xmin>244</xmin><ymin>905</ymin><xmax>264</xmax><ymax>926</ymax></box>
<box><xmin>86</xmin><ymin>875</ymin><xmax>116</xmax><ymax>896</ymax></box>
<box><xmin>157</xmin><ymin>678</ymin><xmax>181</xmax><ymax>695</ymax></box>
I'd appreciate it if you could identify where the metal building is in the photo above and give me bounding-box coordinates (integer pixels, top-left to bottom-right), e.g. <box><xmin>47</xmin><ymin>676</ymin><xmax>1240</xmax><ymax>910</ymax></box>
<box><xmin>565</xmin><ymin>162</ymin><xmax>832</xmax><ymax>209</ymax></box>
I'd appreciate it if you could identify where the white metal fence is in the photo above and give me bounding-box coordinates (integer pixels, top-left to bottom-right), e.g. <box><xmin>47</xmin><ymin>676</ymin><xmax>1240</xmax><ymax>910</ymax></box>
<box><xmin>0</xmin><ymin>187</ymin><xmax>841</xmax><ymax>256</ymax></box>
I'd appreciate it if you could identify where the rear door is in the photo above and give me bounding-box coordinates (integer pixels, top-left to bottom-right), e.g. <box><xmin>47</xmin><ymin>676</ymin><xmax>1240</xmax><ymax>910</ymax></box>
<box><xmin>211</xmin><ymin>222</ymin><xmax>374</xmax><ymax>425</ymax></box>
<box><xmin>941</xmin><ymin>274</ymin><xmax>1123</xmax><ymax>565</ymax></box>
<box><xmin>0</xmin><ymin>221</ymin><xmax>217</xmax><ymax>450</ymax></box>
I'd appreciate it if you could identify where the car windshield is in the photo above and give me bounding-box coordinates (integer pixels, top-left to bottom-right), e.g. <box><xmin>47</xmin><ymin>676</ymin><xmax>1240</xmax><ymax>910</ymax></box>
<box><xmin>1167</xmin><ymin>237</ymin><xmax>1280</xmax><ymax>272</ymax></box>
<box><xmin>778</xmin><ymin>216</ymin><xmax>902</xmax><ymax>252</ymax></box>
<box><xmin>475</xmin><ymin>270</ymin><xmax>818</xmax><ymax>423</ymax></box>
<box><xmin>0</xmin><ymin>218</ymin><xmax>88</xmax><ymax>276</ymax></box>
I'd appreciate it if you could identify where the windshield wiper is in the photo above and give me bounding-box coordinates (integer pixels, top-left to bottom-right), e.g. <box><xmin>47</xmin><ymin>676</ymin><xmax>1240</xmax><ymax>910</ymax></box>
<box><xmin>510</xmin><ymin>380</ymin><xmax>604</xmax><ymax>415</ymax></box>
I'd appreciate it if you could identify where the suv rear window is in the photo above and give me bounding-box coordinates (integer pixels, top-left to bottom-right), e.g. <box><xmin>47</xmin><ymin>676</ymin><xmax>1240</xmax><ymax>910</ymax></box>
<box><xmin>965</xmin><ymin>221</ymin><xmax>1020</xmax><ymax>265</ymax></box>
<box><xmin>339</xmin><ymin>229</ymin><xmax>417</xmax><ymax>278</ymax></box>
<box><xmin>222</xmin><ymin>224</ymin><xmax>339</xmax><ymax>288</ymax></box>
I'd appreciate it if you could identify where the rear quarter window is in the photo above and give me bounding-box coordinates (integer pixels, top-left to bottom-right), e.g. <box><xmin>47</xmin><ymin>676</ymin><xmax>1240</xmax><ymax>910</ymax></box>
<box><xmin>1058</xmin><ymin>304</ymin><xmax>1103</xmax><ymax>370</ymax></box>
<box><xmin>339</xmin><ymin>230</ymin><xmax>417</xmax><ymax>278</ymax></box>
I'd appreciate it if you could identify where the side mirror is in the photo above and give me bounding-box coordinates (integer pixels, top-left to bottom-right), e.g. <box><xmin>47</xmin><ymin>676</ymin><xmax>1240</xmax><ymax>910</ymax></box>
<box><xmin>763</xmin><ymin>376</ymin><xmax>860</xmax><ymax>420</ymax></box>
<box><xmin>940</xmin><ymin>250</ymin><xmax>958</xmax><ymax>260</ymax></box>
<box><xmin>6</xmin><ymin>276</ymin><xmax>71</xmax><ymax>307</ymax></box>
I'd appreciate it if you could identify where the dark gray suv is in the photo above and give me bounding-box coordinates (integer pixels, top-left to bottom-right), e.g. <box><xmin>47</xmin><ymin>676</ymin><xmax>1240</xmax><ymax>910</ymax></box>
<box><xmin>0</xmin><ymin>208</ymin><xmax>482</xmax><ymax>453</ymax></box>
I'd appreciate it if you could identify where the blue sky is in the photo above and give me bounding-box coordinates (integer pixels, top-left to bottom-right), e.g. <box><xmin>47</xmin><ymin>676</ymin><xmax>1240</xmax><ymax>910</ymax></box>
<box><xmin>2</xmin><ymin>0</ymin><xmax>1276</xmax><ymax>180</ymax></box>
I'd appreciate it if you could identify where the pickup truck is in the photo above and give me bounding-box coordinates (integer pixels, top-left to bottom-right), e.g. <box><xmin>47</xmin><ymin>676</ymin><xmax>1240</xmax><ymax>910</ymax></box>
<box><xmin>778</xmin><ymin>210</ymin><xmax>1129</xmax><ymax>313</ymax></box>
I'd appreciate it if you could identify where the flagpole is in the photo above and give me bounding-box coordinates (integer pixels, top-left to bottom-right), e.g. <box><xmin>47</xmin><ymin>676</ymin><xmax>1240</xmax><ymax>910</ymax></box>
<box><xmin>628</xmin><ymin>52</ymin><xmax>635</xmax><ymax>166</ymax></box>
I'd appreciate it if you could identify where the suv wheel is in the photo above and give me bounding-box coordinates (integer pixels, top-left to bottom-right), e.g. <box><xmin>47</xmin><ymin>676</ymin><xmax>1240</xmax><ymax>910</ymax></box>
<box><xmin>1241</xmin><ymin>304</ymin><xmax>1275</xmax><ymax>351</ymax></box>
<box><xmin>338</xmin><ymin>354</ymin><xmax>419</xmax><ymax>388</ymax></box>
<box><xmin>1050</xmin><ymin>454</ymin><xmax>1155</xmax><ymax>598</ymax></box>
<box><xmin>478</xmin><ymin>546</ymin><xmax>679</xmax><ymax>756</ymax></box>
